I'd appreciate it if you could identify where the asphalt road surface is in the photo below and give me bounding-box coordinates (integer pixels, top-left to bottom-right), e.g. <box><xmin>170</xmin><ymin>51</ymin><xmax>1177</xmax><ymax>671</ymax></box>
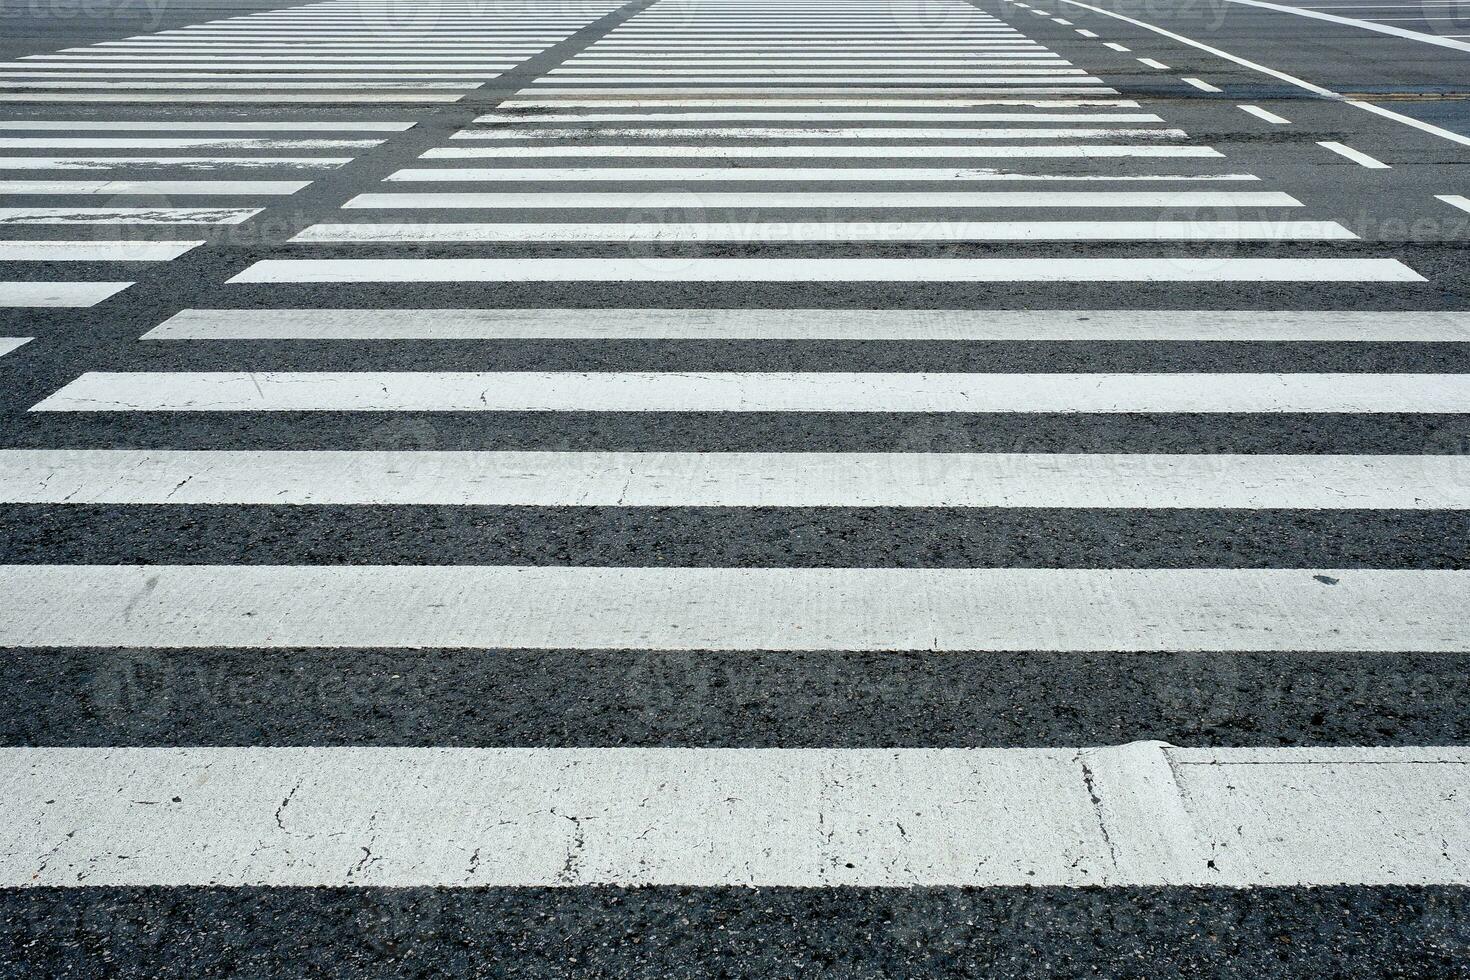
<box><xmin>1</xmin><ymin>0</ymin><xmax>1469</xmax><ymax>975</ymax></box>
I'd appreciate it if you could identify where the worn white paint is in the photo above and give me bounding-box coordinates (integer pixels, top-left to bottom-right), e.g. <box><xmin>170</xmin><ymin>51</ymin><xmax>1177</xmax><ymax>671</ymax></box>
<box><xmin>1</xmin><ymin>565</ymin><xmax>1468</xmax><ymax>651</ymax></box>
<box><xmin>4</xmin><ymin>742</ymin><xmax>1467</xmax><ymax>887</ymax></box>
<box><xmin>225</xmin><ymin>257</ymin><xmax>1418</xmax><ymax>284</ymax></box>
<box><xmin>141</xmin><ymin>308</ymin><xmax>1470</xmax><ymax>342</ymax></box>
<box><xmin>31</xmin><ymin>370</ymin><xmax>1461</xmax><ymax>413</ymax></box>
<box><xmin>3</xmin><ymin>449</ymin><xmax>1468</xmax><ymax>508</ymax></box>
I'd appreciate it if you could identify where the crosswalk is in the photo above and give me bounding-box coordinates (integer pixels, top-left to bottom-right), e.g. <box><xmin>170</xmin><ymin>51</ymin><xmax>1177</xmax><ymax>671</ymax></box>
<box><xmin>0</xmin><ymin>0</ymin><xmax>625</xmax><ymax>104</ymax></box>
<box><xmin>0</xmin><ymin>115</ymin><xmax>401</xmax><ymax>307</ymax></box>
<box><xmin>2</xmin><ymin>0</ymin><xmax>1469</xmax><ymax>961</ymax></box>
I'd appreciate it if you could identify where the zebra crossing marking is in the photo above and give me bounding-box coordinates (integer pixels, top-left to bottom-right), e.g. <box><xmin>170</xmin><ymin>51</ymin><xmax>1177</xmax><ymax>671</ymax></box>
<box><xmin>32</xmin><ymin>370</ymin><xmax>1460</xmax><ymax>413</ymax></box>
<box><xmin>4</xmin><ymin>449</ymin><xmax>1467</xmax><ymax>508</ymax></box>
<box><xmin>2</xmin><ymin>564</ymin><xmax>1467</xmax><ymax>651</ymax></box>
<box><xmin>225</xmin><ymin>257</ymin><xmax>1421</xmax><ymax>284</ymax></box>
<box><xmin>141</xmin><ymin>308</ymin><xmax>1470</xmax><ymax>341</ymax></box>
<box><xmin>290</xmin><ymin>220</ymin><xmax>1356</xmax><ymax>243</ymax></box>
<box><xmin>0</xmin><ymin>282</ymin><xmax>131</xmax><ymax>307</ymax></box>
<box><xmin>0</xmin><ymin>241</ymin><xmax>203</xmax><ymax>260</ymax></box>
<box><xmin>4</xmin><ymin>743</ymin><xmax>1468</xmax><ymax>887</ymax></box>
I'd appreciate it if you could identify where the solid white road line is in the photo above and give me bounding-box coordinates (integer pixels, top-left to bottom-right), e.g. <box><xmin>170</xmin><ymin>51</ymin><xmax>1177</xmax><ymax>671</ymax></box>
<box><xmin>290</xmin><ymin>220</ymin><xmax>1354</xmax><ymax>243</ymax></box>
<box><xmin>1318</xmin><ymin>140</ymin><xmax>1390</xmax><ymax>168</ymax></box>
<box><xmin>342</xmin><ymin>191</ymin><xmax>1296</xmax><ymax>208</ymax></box>
<box><xmin>32</xmin><ymin>370</ymin><xmax>1461</xmax><ymax>413</ymax></box>
<box><xmin>0</xmin><ymin>208</ymin><xmax>260</xmax><ymax>225</ymax></box>
<box><xmin>142</xmin><ymin>308</ymin><xmax>1470</xmax><ymax>342</ymax></box>
<box><xmin>1137</xmin><ymin>57</ymin><xmax>1170</xmax><ymax>69</ymax></box>
<box><xmin>452</xmin><ymin>126</ymin><xmax>1162</xmax><ymax>139</ymax></box>
<box><xmin>1439</xmin><ymin>195</ymin><xmax>1470</xmax><ymax>215</ymax></box>
<box><xmin>525</xmin><ymin>88</ymin><xmax>1124</xmax><ymax>96</ymax></box>
<box><xmin>422</xmin><ymin>145</ymin><xmax>1226</xmax><ymax>159</ymax></box>
<box><xmin>471</xmin><ymin>112</ymin><xmax>1161</xmax><ymax>122</ymax></box>
<box><xmin>537</xmin><ymin>73</ymin><xmax>1100</xmax><ymax>82</ymax></box>
<box><xmin>3</xmin><ymin>61</ymin><xmax>516</xmax><ymax>70</ymax></box>
<box><xmin>0</xmin><ymin>180</ymin><xmax>309</xmax><ymax>195</ymax></box>
<box><xmin>10</xmin><ymin>742</ymin><xmax>1466</xmax><ymax>887</ymax></box>
<box><xmin>4</xmin><ymin>449</ymin><xmax>1467</xmax><ymax>508</ymax></box>
<box><xmin>1239</xmin><ymin>104</ymin><xmax>1290</xmax><ymax>124</ymax></box>
<box><xmin>0</xmin><ymin>120</ymin><xmax>413</xmax><ymax>131</ymax></box>
<box><xmin>1219</xmin><ymin>0</ymin><xmax>1470</xmax><ymax>54</ymax></box>
<box><xmin>0</xmin><ymin>282</ymin><xmax>131</xmax><ymax>307</ymax></box>
<box><xmin>0</xmin><ymin>338</ymin><xmax>30</xmax><ymax>357</ymax></box>
<box><xmin>0</xmin><ymin>82</ymin><xmax>482</xmax><ymax>91</ymax></box>
<box><xmin>0</xmin><ymin>241</ymin><xmax>203</xmax><ymax>260</ymax></box>
<box><xmin>0</xmin><ymin>137</ymin><xmax>380</xmax><ymax>148</ymax></box>
<box><xmin>225</xmin><ymin>257</ymin><xmax>1415</xmax><ymax>284</ymax></box>
<box><xmin>498</xmin><ymin>99</ymin><xmax>1144</xmax><ymax>108</ymax></box>
<box><xmin>1060</xmin><ymin>0</ymin><xmax>1470</xmax><ymax>151</ymax></box>
<box><xmin>0</xmin><ymin>94</ymin><xmax>470</xmax><ymax>104</ymax></box>
<box><xmin>387</xmin><ymin>165</ymin><xmax>1218</xmax><ymax>181</ymax></box>
<box><xmin>0</xmin><ymin>157</ymin><xmax>353</xmax><ymax>170</ymax></box>
<box><xmin>1</xmin><ymin>565</ymin><xmax>1468</xmax><ymax>652</ymax></box>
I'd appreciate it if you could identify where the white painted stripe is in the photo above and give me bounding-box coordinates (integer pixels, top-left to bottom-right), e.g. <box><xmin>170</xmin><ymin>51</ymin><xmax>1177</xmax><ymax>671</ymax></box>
<box><xmin>1318</xmin><ymin>140</ymin><xmax>1390</xmax><ymax>168</ymax></box>
<box><xmin>555</xmin><ymin>62</ymin><xmax>1082</xmax><ymax>71</ymax></box>
<box><xmin>0</xmin><ymin>337</ymin><xmax>30</xmax><ymax>357</ymax></box>
<box><xmin>1104</xmin><ymin>42</ymin><xmax>1130</xmax><ymax>50</ymax></box>
<box><xmin>387</xmin><ymin>165</ymin><xmax>1237</xmax><ymax>181</ymax></box>
<box><xmin>0</xmin><ymin>180</ymin><xmax>308</xmax><ymax>195</ymax></box>
<box><xmin>1239</xmin><ymin>104</ymin><xmax>1290</xmax><ymax>124</ymax></box>
<box><xmin>0</xmin><ymin>208</ymin><xmax>260</xmax><ymax>225</ymax></box>
<box><xmin>1350</xmin><ymin>100</ymin><xmax>1470</xmax><ymax>152</ymax></box>
<box><xmin>236</xmin><ymin>256</ymin><xmax>1416</xmax><ymax>284</ymax></box>
<box><xmin>4</xmin><ymin>449</ymin><xmax>1465</xmax><ymax>508</ymax></box>
<box><xmin>343</xmin><ymin>191</ymin><xmax>1297</xmax><ymax>208</ymax></box>
<box><xmin>0</xmin><ymin>120</ymin><xmax>413</xmax><ymax>132</ymax></box>
<box><xmin>499</xmin><ymin>98</ymin><xmax>1142</xmax><ymax>108</ymax></box>
<box><xmin>1220</xmin><ymin>0</ymin><xmax>1470</xmax><ymax>54</ymax></box>
<box><xmin>423</xmin><ymin>145</ymin><xmax>1224</xmax><ymax>160</ymax></box>
<box><xmin>292</xmin><ymin>220</ymin><xmax>1354</xmax><ymax>243</ymax></box>
<box><xmin>0</xmin><ymin>137</ymin><xmax>379</xmax><ymax>148</ymax></box>
<box><xmin>1055</xmin><ymin>0</ymin><xmax>1470</xmax><ymax>153</ymax></box>
<box><xmin>1181</xmin><ymin>76</ymin><xmax>1223</xmax><ymax>92</ymax></box>
<box><xmin>0</xmin><ymin>282</ymin><xmax>130</xmax><ymax>307</ymax></box>
<box><xmin>0</xmin><ymin>240</ymin><xmax>202</xmax><ymax>260</ymax></box>
<box><xmin>1137</xmin><ymin>57</ymin><xmax>1170</xmax><ymax>69</ymax></box>
<box><xmin>145</xmin><ymin>308</ymin><xmax>1470</xmax><ymax>342</ymax></box>
<box><xmin>0</xmin><ymin>94</ymin><xmax>468</xmax><ymax>104</ymax></box>
<box><xmin>1076</xmin><ymin>28</ymin><xmax>1099</xmax><ymax>36</ymax></box>
<box><xmin>1</xmin><ymin>565</ymin><xmax>1468</xmax><ymax>653</ymax></box>
<box><xmin>34</xmin><ymin>369</ymin><xmax>1454</xmax><ymax>414</ymax></box>
<box><xmin>527</xmin><ymin>88</ymin><xmax>1123</xmax><ymax>96</ymax></box>
<box><xmin>0</xmin><ymin>157</ymin><xmax>351</xmax><ymax>170</ymax></box>
<box><xmin>0</xmin><ymin>73</ymin><xmax>492</xmax><ymax>82</ymax></box>
<box><xmin>564</xmin><ymin>58</ymin><xmax>1071</xmax><ymax>64</ymax></box>
<box><xmin>1439</xmin><ymin>194</ymin><xmax>1470</xmax><ymax>215</ymax></box>
<box><xmin>0</xmin><ymin>82</ymin><xmax>482</xmax><ymax>91</ymax></box>
<box><xmin>472</xmin><ymin>112</ymin><xmax>1156</xmax><ymax>122</ymax></box>
<box><xmin>8</xmin><ymin>742</ymin><xmax>1467</xmax><ymax>887</ymax></box>
<box><xmin>452</xmin><ymin>126</ymin><xmax>1175</xmax><ymax>139</ymax></box>
<box><xmin>531</xmin><ymin>78</ymin><xmax>1111</xmax><ymax>86</ymax></box>
<box><xmin>547</xmin><ymin>69</ymin><xmax>1092</xmax><ymax>77</ymax></box>
<box><xmin>3</xmin><ymin>61</ymin><xmax>516</xmax><ymax>70</ymax></box>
